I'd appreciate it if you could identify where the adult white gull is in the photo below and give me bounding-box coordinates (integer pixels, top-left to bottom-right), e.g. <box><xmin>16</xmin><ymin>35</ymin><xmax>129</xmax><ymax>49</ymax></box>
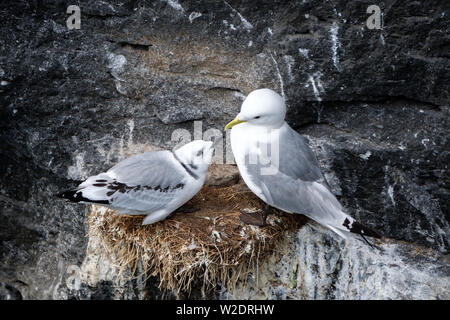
<box><xmin>225</xmin><ymin>88</ymin><xmax>380</xmax><ymax>242</ymax></box>
<box><xmin>58</xmin><ymin>140</ymin><xmax>214</xmax><ymax>225</ymax></box>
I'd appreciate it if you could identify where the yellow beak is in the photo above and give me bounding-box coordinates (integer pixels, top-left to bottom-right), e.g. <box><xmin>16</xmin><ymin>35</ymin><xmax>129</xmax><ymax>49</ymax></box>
<box><xmin>225</xmin><ymin>117</ymin><xmax>246</xmax><ymax>130</ymax></box>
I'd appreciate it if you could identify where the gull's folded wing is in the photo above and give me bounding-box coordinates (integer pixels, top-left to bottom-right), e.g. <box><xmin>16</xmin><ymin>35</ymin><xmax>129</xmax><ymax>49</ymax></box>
<box><xmin>74</xmin><ymin>151</ymin><xmax>188</xmax><ymax>213</ymax></box>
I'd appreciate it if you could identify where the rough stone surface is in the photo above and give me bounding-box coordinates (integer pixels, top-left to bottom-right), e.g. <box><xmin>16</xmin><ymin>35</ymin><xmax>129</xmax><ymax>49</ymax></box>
<box><xmin>0</xmin><ymin>0</ymin><xmax>448</xmax><ymax>299</ymax></box>
<box><xmin>205</xmin><ymin>164</ymin><xmax>240</xmax><ymax>187</ymax></box>
<box><xmin>225</xmin><ymin>224</ymin><xmax>450</xmax><ymax>300</ymax></box>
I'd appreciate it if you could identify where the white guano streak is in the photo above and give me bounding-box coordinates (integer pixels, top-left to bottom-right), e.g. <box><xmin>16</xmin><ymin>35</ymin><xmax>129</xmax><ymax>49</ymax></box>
<box><xmin>270</xmin><ymin>53</ymin><xmax>285</xmax><ymax>98</ymax></box>
<box><xmin>330</xmin><ymin>22</ymin><xmax>341</xmax><ymax>71</ymax></box>
<box><xmin>223</xmin><ymin>1</ymin><xmax>253</xmax><ymax>31</ymax></box>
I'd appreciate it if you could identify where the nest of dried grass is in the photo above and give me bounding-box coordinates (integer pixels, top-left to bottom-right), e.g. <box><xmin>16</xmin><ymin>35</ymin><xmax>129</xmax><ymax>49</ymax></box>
<box><xmin>87</xmin><ymin>181</ymin><xmax>306</xmax><ymax>298</ymax></box>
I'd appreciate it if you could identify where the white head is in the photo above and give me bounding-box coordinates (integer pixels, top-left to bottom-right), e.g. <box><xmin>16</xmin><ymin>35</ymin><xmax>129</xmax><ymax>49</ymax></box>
<box><xmin>174</xmin><ymin>140</ymin><xmax>215</xmax><ymax>175</ymax></box>
<box><xmin>225</xmin><ymin>88</ymin><xmax>286</xmax><ymax>130</ymax></box>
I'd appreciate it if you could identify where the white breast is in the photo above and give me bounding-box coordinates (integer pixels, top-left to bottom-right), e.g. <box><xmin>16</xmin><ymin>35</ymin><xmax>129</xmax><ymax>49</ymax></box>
<box><xmin>230</xmin><ymin>123</ymin><xmax>282</xmax><ymax>203</ymax></box>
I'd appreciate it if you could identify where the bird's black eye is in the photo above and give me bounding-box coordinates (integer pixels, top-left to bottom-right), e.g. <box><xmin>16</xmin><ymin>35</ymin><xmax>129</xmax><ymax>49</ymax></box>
<box><xmin>254</xmin><ymin>116</ymin><xmax>261</xmax><ymax>119</ymax></box>
<box><xmin>196</xmin><ymin>150</ymin><xmax>203</xmax><ymax>156</ymax></box>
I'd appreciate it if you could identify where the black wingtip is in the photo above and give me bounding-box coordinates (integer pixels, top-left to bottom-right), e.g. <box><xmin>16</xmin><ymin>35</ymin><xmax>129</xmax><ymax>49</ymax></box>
<box><xmin>55</xmin><ymin>190</ymin><xmax>79</xmax><ymax>202</ymax></box>
<box><xmin>349</xmin><ymin>220</ymin><xmax>382</xmax><ymax>239</ymax></box>
<box><xmin>56</xmin><ymin>189</ymin><xmax>110</xmax><ymax>205</ymax></box>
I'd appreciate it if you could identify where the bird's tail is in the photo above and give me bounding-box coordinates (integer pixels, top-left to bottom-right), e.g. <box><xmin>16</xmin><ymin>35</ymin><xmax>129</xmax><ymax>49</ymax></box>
<box><xmin>326</xmin><ymin>214</ymin><xmax>382</xmax><ymax>249</ymax></box>
<box><xmin>348</xmin><ymin>220</ymin><xmax>382</xmax><ymax>249</ymax></box>
<box><xmin>347</xmin><ymin>220</ymin><xmax>381</xmax><ymax>239</ymax></box>
<box><xmin>55</xmin><ymin>189</ymin><xmax>109</xmax><ymax>205</ymax></box>
<box><xmin>56</xmin><ymin>189</ymin><xmax>86</xmax><ymax>202</ymax></box>
<box><xmin>340</xmin><ymin>216</ymin><xmax>382</xmax><ymax>249</ymax></box>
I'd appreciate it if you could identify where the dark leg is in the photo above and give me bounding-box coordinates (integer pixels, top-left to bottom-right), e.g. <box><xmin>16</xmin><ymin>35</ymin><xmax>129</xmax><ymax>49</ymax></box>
<box><xmin>259</xmin><ymin>202</ymin><xmax>271</xmax><ymax>226</ymax></box>
<box><xmin>239</xmin><ymin>201</ymin><xmax>271</xmax><ymax>227</ymax></box>
<box><xmin>239</xmin><ymin>208</ymin><xmax>266</xmax><ymax>226</ymax></box>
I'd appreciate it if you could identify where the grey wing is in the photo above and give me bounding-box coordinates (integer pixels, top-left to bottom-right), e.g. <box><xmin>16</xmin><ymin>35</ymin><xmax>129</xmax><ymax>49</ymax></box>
<box><xmin>245</xmin><ymin>162</ymin><xmax>345</xmax><ymax>227</ymax></box>
<box><xmin>276</xmin><ymin>126</ymin><xmax>326</xmax><ymax>183</ymax></box>
<box><xmin>107</xmin><ymin>151</ymin><xmax>185</xmax><ymax>187</ymax></box>
<box><xmin>244</xmin><ymin>126</ymin><xmax>351</xmax><ymax>234</ymax></box>
<box><xmin>78</xmin><ymin>151</ymin><xmax>188</xmax><ymax>213</ymax></box>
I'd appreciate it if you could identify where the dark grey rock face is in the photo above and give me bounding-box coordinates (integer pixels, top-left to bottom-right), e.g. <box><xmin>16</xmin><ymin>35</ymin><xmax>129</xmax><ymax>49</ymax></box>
<box><xmin>225</xmin><ymin>225</ymin><xmax>450</xmax><ymax>300</ymax></box>
<box><xmin>0</xmin><ymin>0</ymin><xmax>448</xmax><ymax>299</ymax></box>
<box><xmin>304</xmin><ymin>100</ymin><xmax>449</xmax><ymax>251</ymax></box>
